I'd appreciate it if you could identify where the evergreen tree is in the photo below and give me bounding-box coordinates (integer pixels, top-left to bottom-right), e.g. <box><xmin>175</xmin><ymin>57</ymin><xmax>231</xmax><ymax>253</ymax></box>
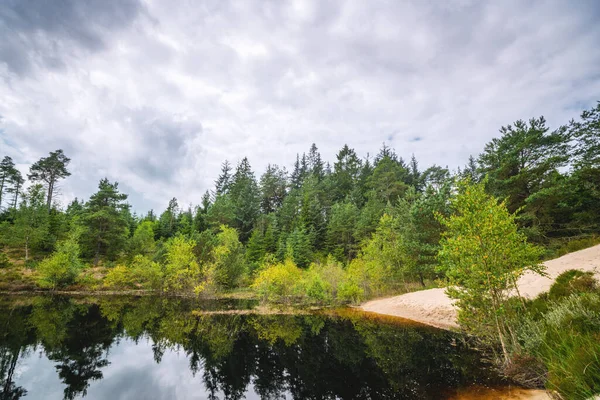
<box><xmin>81</xmin><ymin>179</ymin><xmax>129</xmax><ymax>264</ymax></box>
<box><xmin>9</xmin><ymin>184</ymin><xmax>49</xmax><ymax>261</ymax></box>
<box><xmin>461</xmin><ymin>155</ymin><xmax>480</xmax><ymax>182</ymax></box>
<box><xmin>128</xmin><ymin>220</ymin><xmax>156</xmax><ymax>258</ymax></box>
<box><xmin>326</xmin><ymin>201</ymin><xmax>359</xmax><ymax>261</ymax></box>
<box><xmin>259</xmin><ymin>164</ymin><xmax>287</xmax><ymax>214</ymax></box>
<box><xmin>214</xmin><ymin>160</ymin><xmax>232</xmax><ymax>196</ymax></box>
<box><xmin>207</xmin><ymin>194</ymin><xmax>236</xmax><ymax>229</ymax></box>
<box><xmin>0</xmin><ymin>156</ymin><xmax>18</xmax><ymax>209</ymax></box>
<box><xmin>27</xmin><ymin>149</ymin><xmax>71</xmax><ymax>211</ymax></box>
<box><xmin>421</xmin><ymin>165</ymin><xmax>450</xmax><ymax>192</ymax></box>
<box><xmin>307</xmin><ymin>143</ymin><xmax>324</xmax><ymax>180</ymax></box>
<box><xmin>7</xmin><ymin>170</ymin><xmax>24</xmax><ymax>210</ymax></box>
<box><xmin>286</xmin><ymin>227</ymin><xmax>312</xmax><ymax>268</ymax></box>
<box><xmin>290</xmin><ymin>154</ymin><xmax>303</xmax><ymax>189</ymax></box>
<box><xmin>478</xmin><ymin>117</ymin><xmax>569</xmax><ymax>240</ymax></box>
<box><xmin>157</xmin><ymin>198</ymin><xmax>179</xmax><ymax>239</ymax></box>
<box><xmin>229</xmin><ymin>157</ymin><xmax>260</xmax><ymax>241</ymax></box>
<box><xmin>331</xmin><ymin>145</ymin><xmax>362</xmax><ymax>201</ymax></box>
<box><xmin>406</xmin><ymin>154</ymin><xmax>422</xmax><ymax>191</ymax></box>
<box><xmin>367</xmin><ymin>155</ymin><xmax>408</xmax><ymax>204</ymax></box>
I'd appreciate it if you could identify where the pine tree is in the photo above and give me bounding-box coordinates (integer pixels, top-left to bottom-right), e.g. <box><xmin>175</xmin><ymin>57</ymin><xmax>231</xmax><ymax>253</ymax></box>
<box><xmin>28</xmin><ymin>149</ymin><xmax>71</xmax><ymax>211</ymax></box>
<box><xmin>229</xmin><ymin>157</ymin><xmax>260</xmax><ymax>241</ymax></box>
<box><xmin>10</xmin><ymin>184</ymin><xmax>49</xmax><ymax>261</ymax></box>
<box><xmin>260</xmin><ymin>164</ymin><xmax>288</xmax><ymax>214</ymax></box>
<box><xmin>214</xmin><ymin>160</ymin><xmax>232</xmax><ymax>196</ymax></box>
<box><xmin>82</xmin><ymin>178</ymin><xmax>130</xmax><ymax>264</ymax></box>
<box><xmin>307</xmin><ymin>143</ymin><xmax>324</xmax><ymax>180</ymax></box>
<box><xmin>0</xmin><ymin>156</ymin><xmax>23</xmax><ymax>210</ymax></box>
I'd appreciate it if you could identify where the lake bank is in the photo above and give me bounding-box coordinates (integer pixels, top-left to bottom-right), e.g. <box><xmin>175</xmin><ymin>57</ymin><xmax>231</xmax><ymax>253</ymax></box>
<box><xmin>360</xmin><ymin>244</ymin><xmax>600</xmax><ymax>329</ymax></box>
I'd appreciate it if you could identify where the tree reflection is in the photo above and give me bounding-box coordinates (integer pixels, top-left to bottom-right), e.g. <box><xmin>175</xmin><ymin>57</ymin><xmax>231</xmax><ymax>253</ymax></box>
<box><xmin>0</xmin><ymin>296</ymin><xmax>504</xmax><ymax>399</ymax></box>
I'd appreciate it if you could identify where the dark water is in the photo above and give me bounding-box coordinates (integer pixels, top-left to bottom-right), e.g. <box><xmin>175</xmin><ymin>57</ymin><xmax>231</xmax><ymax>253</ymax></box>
<box><xmin>0</xmin><ymin>295</ymin><xmax>514</xmax><ymax>400</ymax></box>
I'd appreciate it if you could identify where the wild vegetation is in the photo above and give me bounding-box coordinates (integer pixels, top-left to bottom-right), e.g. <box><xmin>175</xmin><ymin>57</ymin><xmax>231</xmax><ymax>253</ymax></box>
<box><xmin>1</xmin><ymin>102</ymin><xmax>600</xmax><ymax>396</ymax></box>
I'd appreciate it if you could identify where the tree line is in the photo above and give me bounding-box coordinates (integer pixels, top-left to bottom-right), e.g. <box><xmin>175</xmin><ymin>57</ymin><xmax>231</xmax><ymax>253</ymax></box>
<box><xmin>0</xmin><ymin>102</ymin><xmax>598</xmax><ymax>294</ymax></box>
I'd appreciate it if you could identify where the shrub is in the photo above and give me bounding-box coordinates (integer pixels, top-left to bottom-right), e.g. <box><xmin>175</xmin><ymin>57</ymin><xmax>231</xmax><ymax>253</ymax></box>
<box><xmin>130</xmin><ymin>255</ymin><xmax>163</xmax><ymax>290</ymax></box>
<box><xmin>163</xmin><ymin>235</ymin><xmax>200</xmax><ymax>292</ymax></box>
<box><xmin>337</xmin><ymin>280</ymin><xmax>364</xmax><ymax>304</ymax></box>
<box><xmin>104</xmin><ymin>265</ymin><xmax>131</xmax><ymax>289</ymax></box>
<box><xmin>0</xmin><ymin>252</ymin><xmax>12</xmax><ymax>268</ymax></box>
<box><xmin>37</xmin><ymin>237</ymin><xmax>83</xmax><ymax>289</ymax></box>
<box><xmin>517</xmin><ymin>293</ymin><xmax>600</xmax><ymax>398</ymax></box>
<box><xmin>300</xmin><ymin>257</ymin><xmax>347</xmax><ymax>304</ymax></box>
<box><xmin>548</xmin><ymin>269</ymin><xmax>598</xmax><ymax>300</ymax></box>
<box><xmin>252</xmin><ymin>259</ymin><xmax>303</xmax><ymax>303</ymax></box>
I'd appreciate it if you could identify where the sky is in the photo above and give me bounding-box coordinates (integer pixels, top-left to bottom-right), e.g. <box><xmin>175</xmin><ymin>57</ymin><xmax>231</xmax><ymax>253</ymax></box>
<box><xmin>1</xmin><ymin>0</ymin><xmax>600</xmax><ymax>214</ymax></box>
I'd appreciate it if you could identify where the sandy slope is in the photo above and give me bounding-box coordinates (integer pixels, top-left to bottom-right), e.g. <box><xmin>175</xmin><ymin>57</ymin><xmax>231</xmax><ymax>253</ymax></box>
<box><xmin>360</xmin><ymin>244</ymin><xmax>600</xmax><ymax>330</ymax></box>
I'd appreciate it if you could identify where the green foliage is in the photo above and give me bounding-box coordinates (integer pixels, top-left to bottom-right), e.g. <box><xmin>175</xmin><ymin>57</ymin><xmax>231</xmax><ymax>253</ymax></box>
<box><xmin>104</xmin><ymin>255</ymin><xmax>162</xmax><ymax>290</ymax></box>
<box><xmin>162</xmin><ymin>235</ymin><xmax>200</xmax><ymax>293</ymax></box>
<box><xmin>202</xmin><ymin>225</ymin><xmax>246</xmax><ymax>291</ymax></box>
<box><xmin>27</xmin><ymin>149</ymin><xmax>71</xmax><ymax>211</ymax></box>
<box><xmin>285</xmin><ymin>227</ymin><xmax>313</xmax><ymax>268</ymax></box>
<box><xmin>81</xmin><ymin>178</ymin><xmax>129</xmax><ymax>264</ymax></box>
<box><xmin>8</xmin><ymin>184</ymin><xmax>49</xmax><ymax>260</ymax></box>
<box><xmin>127</xmin><ymin>220</ymin><xmax>156</xmax><ymax>258</ymax></box>
<box><xmin>548</xmin><ymin>269</ymin><xmax>598</xmax><ymax>300</ymax></box>
<box><xmin>326</xmin><ymin>201</ymin><xmax>358</xmax><ymax>261</ymax></box>
<box><xmin>0</xmin><ymin>252</ymin><xmax>11</xmax><ymax>268</ymax></box>
<box><xmin>37</xmin><ymin>235</ymin><xmax>83</xmax><ymax>289</ymax></box>
<box><xmin>367</xmin><ymin>155</ymin><xmax>408</xmax><ymax>204</ymax></box>
<box><xmin>252</xmin><ymin>258</ymin><xmax>303</xmax><ymax>303</ymax></box>
<box><xmin>437</xmin><ymin>178</ymin><xmax>545</xmax><ymax>361</ymax></box>
<box><xmin>301</xmin><ymin>256</ymin><xmax>345</xmax><ymax>304</ymax></box>
<box><xmin>518</xmin><ymin>293</ymin><xmax>600</xmax><ymax>398</ymax></box>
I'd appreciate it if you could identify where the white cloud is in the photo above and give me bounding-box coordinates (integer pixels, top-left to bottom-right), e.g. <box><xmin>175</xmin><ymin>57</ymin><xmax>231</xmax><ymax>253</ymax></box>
<box><xmin>1</xmin><ymin>0</ymin><xmax>599</xmax><ymax>212</ymax></box>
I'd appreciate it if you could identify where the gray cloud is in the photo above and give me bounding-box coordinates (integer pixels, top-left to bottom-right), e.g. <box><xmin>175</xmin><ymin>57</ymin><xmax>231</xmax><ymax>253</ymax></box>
<box><xmin>1</xmin><ymin>0</ymin><xmax>600</xmax><ymax>212</ymax></box>
<box><xmin>0</xmin><ymin>0</ymin><xmax>143</xmax><ymax>76</ymax></box>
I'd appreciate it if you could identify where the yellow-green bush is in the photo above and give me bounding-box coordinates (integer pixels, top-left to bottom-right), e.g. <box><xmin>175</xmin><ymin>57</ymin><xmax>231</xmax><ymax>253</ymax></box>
<box><xmin>163</xmin><ymin>235</ymin><xmax>200</xmax><ymax>292</ymax></box>
<box><xmin>37</xmin><ymin>237</ymin><xmax>83</xmax><ymax>289</ymax></box>
<box><xmin>104</xmin><ymin>265</ymin><xmax>132</xmax><ymax>289</ymax></box>
<box><xmin>252</xmin><ymin>259</ymin><xmax>303</xmax><ymax>303</ymax></box>
<box><xmin>104</xmin><ymin>255</ymin><xmax>162</xmax><ymax>290</ymax></box>
<box><xmin>301</xmin><ymin>256</ymin><xmax>346</xmax><ymax>304</ymax></box>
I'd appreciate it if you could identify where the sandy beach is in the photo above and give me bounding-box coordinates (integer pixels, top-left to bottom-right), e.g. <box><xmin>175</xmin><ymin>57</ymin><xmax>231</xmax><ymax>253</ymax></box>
<box><xmin>360</xmin><ymin>244</ymin><xmax>600</xmax><ymax>329</ymax></box>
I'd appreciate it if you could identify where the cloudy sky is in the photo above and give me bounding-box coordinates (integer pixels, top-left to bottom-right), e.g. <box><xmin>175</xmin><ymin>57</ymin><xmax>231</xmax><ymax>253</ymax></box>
<box><xmin>1</xmin><ymin>0</ymin><xmax>599</xmax><ymax>213</ymax></box>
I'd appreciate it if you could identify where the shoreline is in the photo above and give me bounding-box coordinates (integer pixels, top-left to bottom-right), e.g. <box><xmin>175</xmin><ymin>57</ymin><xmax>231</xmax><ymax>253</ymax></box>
<box><xmin>360</xmin><ymin>244</ymin><xmax>600</xmax><ymax>330</ymax></box>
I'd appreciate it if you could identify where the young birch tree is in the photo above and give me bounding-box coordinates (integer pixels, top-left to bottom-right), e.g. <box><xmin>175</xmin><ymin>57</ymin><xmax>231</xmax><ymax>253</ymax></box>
<box><xmin>437</xmin><ymin>179</ymin><xmax>545</xmax><ymax>364</ymax></box>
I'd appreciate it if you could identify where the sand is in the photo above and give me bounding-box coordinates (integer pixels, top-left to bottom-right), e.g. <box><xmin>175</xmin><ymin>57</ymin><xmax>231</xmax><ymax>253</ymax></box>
<box><xmin>360</xmin><ymin>244</ymin><xmax>600</xmax><ymax>330</ymax></box>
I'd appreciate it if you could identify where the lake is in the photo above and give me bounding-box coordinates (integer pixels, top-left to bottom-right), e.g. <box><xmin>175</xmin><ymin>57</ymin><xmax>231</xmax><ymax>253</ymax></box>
<box><xmin>0</xmin><ymin>295</ymin><xmax>526</xmax><ymax>399</ymax></box>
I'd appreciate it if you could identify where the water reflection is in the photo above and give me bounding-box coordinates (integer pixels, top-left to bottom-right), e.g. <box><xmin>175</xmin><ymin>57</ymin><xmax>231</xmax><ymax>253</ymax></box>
<box><xmin>0</xmin><ymin>295</ymin><xmax>508</xmax><ymax>400</ymax></box>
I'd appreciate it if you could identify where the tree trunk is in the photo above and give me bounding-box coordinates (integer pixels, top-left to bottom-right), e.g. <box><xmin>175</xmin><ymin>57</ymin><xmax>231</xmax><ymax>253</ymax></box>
<box><xmin>0</xmin><ymin>175</ymin><xmax>4</xmax><ymax>209</ymax></box>
<box><xmin>94</xmin><ymin>239</ymin><xmax>101</xmax><ymax>266</ymax></box>
<box><xmin>47</xmin><ymin>179</ymin><xmax>54</xmax><ymax>212</ymax></box>
<box><xmin>11</xmin><ymin>181</ymin><xmax>20</xmax><ymax>209</ymax></box>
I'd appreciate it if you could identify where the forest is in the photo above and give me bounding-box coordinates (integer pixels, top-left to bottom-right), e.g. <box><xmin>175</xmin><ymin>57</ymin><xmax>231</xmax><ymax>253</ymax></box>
<box><xmin>1</xmin><ymin>102</ymin><xmax>600</xmax><ymax>396</ymax></box>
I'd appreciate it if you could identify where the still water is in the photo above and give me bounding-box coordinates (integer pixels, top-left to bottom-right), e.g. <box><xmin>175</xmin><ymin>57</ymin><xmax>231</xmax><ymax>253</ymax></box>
<box><xmin>0</xmin><ymin>295</ymin><xmax>520</xmax><ymax>400</ymax></box>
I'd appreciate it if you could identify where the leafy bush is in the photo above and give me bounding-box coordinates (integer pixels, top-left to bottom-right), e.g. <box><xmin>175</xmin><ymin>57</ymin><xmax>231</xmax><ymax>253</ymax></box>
<box><xmin>0</xmin><ymin>252</ymin><xmax>12</xmax><ymax>268</ymax></box>
<box><xmin>104</xmin><ymin>265</ymin><xmax>131</xmax><ymax>289</ymax></box>
<box><xmin>252</xmin><ymin>259</ymin><xmax>303</xmax><ymax>303</ymax></box>
<box><xmin>337</xmin><ymin>280</ymin><xmax>363</xmax><ymax>304</ymax></box>
<box><xmin>518</xmin><ymin>293</ymin><xmax>600</xmax><ymax>398</ymax></box>
<box><xmin>550</xmin><ymin>236</ymin><xmax>600</xmax><ymax>258</ymax></box>
<box><xmin>37</xmin><ymin>237</ymin><xmax>83</xmax><ymax>289</ymax></box>
<box><xmin>549</xmin><ymin>269</ymin><xmax>598</xmax><ymax>300</ymax></box>
<box><xmin>104</xmin><ymin>255</ymin><xmax>163</xmax><ymax>290</ymax></box>
<box><xmin>300</xmin><ymin>257</ymin><xmax>346</xmax><ymax>304</ymax></box>
<box><xmin>163</xmin><ymin>235</ymin><xmax>200</xmax><ymax>292</ymax></box>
